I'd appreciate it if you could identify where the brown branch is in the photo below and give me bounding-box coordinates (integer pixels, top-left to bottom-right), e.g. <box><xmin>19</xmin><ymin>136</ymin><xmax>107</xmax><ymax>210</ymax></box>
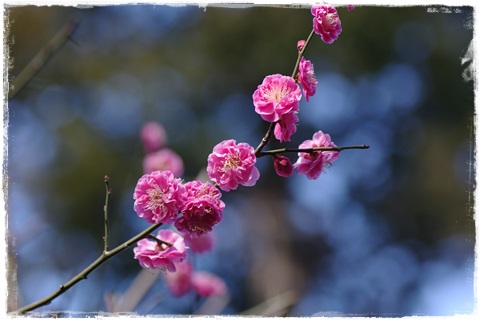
<box><xmin>12</xmin><ymin>222</ymin><xmax>163</xmax><ymax>314</ymax></box>
<box><xmin>8</xmin><ymin>15</ymin><xmax>81</xmax><ymax>99</ymax></box>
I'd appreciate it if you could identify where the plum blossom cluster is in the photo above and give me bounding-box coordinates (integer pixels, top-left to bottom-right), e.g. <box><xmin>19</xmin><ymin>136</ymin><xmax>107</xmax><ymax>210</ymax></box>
<box><xmin>133</xmin><ymin>122</ymin><xmax>227</xmax><ymax>295</ymax></box>
<box><xmin>133</xmin><ymin>169</ymin><xmax>225</xmax><ymax>235</ymax></box>
<box><xmin>204</xmin><ymin>3</ymin><xmax>348</xmax><ymax>190</ymax></box>
<box><xmin>14</xmin><ymin>3</ymin><xmax>364</xmax><ymax>314</ymax></box>
<box><xmin>132</xmin><ymin>1</ymin><xmax>360</xmax><ymax>301</ymax></box>
<box><xmin>250</xmin><ymin>3</ymin><xmax>348</xmax><ymax>179</ymax></box>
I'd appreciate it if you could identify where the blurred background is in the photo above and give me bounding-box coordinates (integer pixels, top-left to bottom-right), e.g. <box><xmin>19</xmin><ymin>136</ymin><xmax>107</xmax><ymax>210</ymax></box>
<box><xmin>5</xmin><ymin>3</ymin><xmax>476</xmax><ymax>316</ymax></box>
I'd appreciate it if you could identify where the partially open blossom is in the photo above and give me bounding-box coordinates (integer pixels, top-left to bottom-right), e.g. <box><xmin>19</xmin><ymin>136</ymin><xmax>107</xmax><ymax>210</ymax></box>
<box><xmin>273</xmin><ymin>154</ymin><xmax>294</xmax><ymax>178</ymax></box>
<box><xmin>175</xmin><ymin>181</ymin><xmax>225</xmax><ymax>238</ymax></box>
<box><xmin>347</xmin><ymin>5</ymin><xmax>355</xmax><ymax>11</ymax></box>
<box><xmin>207</xmin><ymin>139</ymin><xmax>260</xmax><ymax>192</ymax></box>
<box><xmin>294</xmin><ymin>130</ymin><xmax>339</xmax><ymax>180</ymax></box>
<box><xmin>297</xmin><ymin>39</ymin><xmax>306</xmax><ymax>51</ymax></box>
<box><xmin>311</xmin><ymin>3</ymin><xmax>342</xmax><ymax>44</ymax></box>
<box><xmin>133</xmin><ymin>229</ymin><xmax>187</xmax><ymax>272</ymax></box>
<box><xmin>253</xmin><ymin>74</ymin><xmax>302</xmax><ymax>123</ymax></box>
<box><xmin>274</xmin><ymin>112</ymin><xmax>299</xmax><ymax>142</ymax></box>
<box><xmin>191</xmin><ymin>272</ymin><xmax>227</xmax><ymax>297</ymax></box>
<box><xmin>133</xmin><ymin>170</ymin><xmax>185</xmax><ymax>224</ymax></box>
<box><xmin>297</xmin><ymin>57</ymin><xmax>318</xmax><ymax>102</ymax></box>
<box><xmin>141</xmin><ymin>121</ymin><xmax>167</xmax><ymax>153</ymax></box>
<box><xmin>164</xmin><ymin>260</ymin><xmax>193</xmax><ymax>296</ymax></box>
<box><xmin>184</xmin><ymin>233</ymin><xmax>214</xmax><ymax>253</ymax></box>
<box><xmin>143</xmin><ymin>148</ymin><xmax>184</xmax><ymax>177</ymax></box>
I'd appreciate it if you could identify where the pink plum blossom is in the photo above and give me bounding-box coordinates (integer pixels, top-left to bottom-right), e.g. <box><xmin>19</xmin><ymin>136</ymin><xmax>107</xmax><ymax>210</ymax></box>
<box><xmin>143</xmin><ymin>148</ymin><xmax>184</xmax><ymax>177</ymax></box>
<box><xmin>274</xmin><ymin>112</ymin><xmax>299</xmax><ymax>142</ymax></box>
<box><xmin>175</xmin><ymin>181</ymin><xmax>225</xmax><ymax>238</ymax></box>
<box><xmin>207</xmin><ymin>139</ymin><xmax>260</xmax><ymax>192</ymax></box>
<box><xmin>141</xmin><ymin>121</ymin><xmax>167</xmax><ymax>153</ymax></box>
<box><xmin>133</xmin><ymin>170</ymin><xmax>186</xmax><ymax>224</ymax></box>
<box><xmin>191</xmin><ymin>272</ymin><xmax>227</xmax><ymax>297</ymax></box>
<box><xmin>252</xmin><ymin>74</ymin><xmax>302</xmax><ymax>123</ymax></box>
<box><xmin>297</xmin><ymin>39</ymin><xmax>306</xmax><ymax>51</ymax></box>
<box><xmin>297</xmin><ymin>57</ymin><xmax>318</xmax><ymax>102</ymax></box>
<box><xmin>163</xmin><ymin>260</ymin><xmax>193</xmax><ymax>296</ymax></box>
<box><xmin>273</xmin><ymin>155</ymin><xmax>294</xmax><ymax>178</ymax></box>
<box><xmin>184</xmin><ymin>233</ymin><xmax>214</xmax><ymax>253</ymax></box>
<box><xmin>311</xmin><ymin>3</ymin><xmax>342</xmax><ymax>44</ymax></box>
<box><xmin>133</xmin><ymin>229</ymin><xmax>187</xmax><ymax>272</ymax></box>
<box><xmin>294</xmin><ymin>130</ymin><xmax>339</xmax><ymax>180</ymax></box>
<box><xmin>347</xmin><ymin>5</ymin><xmax>355</xmax><ymax>11</ymax></box>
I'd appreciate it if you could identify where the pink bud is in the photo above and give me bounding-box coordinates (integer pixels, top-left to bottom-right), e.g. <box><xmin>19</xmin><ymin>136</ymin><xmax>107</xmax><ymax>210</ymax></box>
<box><xmin>347</xmin><ymin>5</ymin><xmax>355</xmax><ymax>11</ymax></box>
<box><xmin>297</xmin><ymin>40</ymin><xmax>306</xmax><ymax>51</ymax></box>
<box><xmin>273</xmin><ymin>155</ymin><xmax>294</xmax><ymax>177</ymax></box>
<box><xmin>141</xmin><ymin>121</ymin><xmax>167</xmax><ymax>153</ymax></box>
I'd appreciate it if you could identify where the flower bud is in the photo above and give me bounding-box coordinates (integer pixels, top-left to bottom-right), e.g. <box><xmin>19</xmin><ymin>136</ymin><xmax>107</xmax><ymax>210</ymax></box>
<box><xmin>297</xmin><ymin>40</ymin><xmax>306</xmax><ymax>51</ymax></box>
<box><xmin>273</xmin><ymin>154</ymin><xmax>294</xmax><ymax>177</ymax></box>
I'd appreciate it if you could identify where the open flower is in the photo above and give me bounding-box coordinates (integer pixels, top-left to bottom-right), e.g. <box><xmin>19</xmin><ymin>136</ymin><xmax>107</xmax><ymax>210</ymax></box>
<box><xmin>133</xmin><ymin>229</ymin><xmax>187</xmax><ymax>272</ymax></box>
<box><xmin>253</xmin><ymin>74</ymin><xmax>302</xmax><ymax>123</ymax></box>
<box><xmin>297</xmin><ymin>57</ymin><xmax>318</xmax><ymax>102</ymax></box>
<box><xmin>133</xmin><ymin>170</ymin><xmax>185</xmax><ymax>224</ymax></box>
<box><xmin>191</xmin><ymin>272</ymin><xmax>227</xmax><ymax>297</ymax></box>
<box><xmin>143</xmin><ymin>148</ymin><xmax>184</xmax><ymax>177</ymax></box>
<box><xmin>207</xmin><ymin>139</ymin><xmax>260</xmax><ymax>192</ymax></box>
<box><xmin>175</xmin><ymin>181</ymin><xmax>225</xmax><ymax>238</ymax></box>
<box><xmin>274</xmin><ymin>112</ymin><xmax>299</xmax><ymax>142</ymax></box>
<box><xmin>294</xmin><ymin>130</ymin><xmax>339</xmax><ymax>180</ymax></box>
<box><xmin>311</xmin><ymin>3</ymin><xmax>342</xmax><ymax>44</ymax></box>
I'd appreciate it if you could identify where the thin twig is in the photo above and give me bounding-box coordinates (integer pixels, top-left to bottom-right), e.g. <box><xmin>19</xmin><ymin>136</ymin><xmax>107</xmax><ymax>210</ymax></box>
<box><xmin>291</xmin><ymin>28</ymin><xmax>315</xmax><ymax>79</ymax></box>
<box><xmin>256</xmin><ymin>144</ymin><xmax>370</xmax><ymax>157</ymax></box>
<box><xmin>12</xmin><ymin>222</ymin><xmax>163</xmax><ymax>314</ymax></box>
<box><xmin>8</xmin><ymin>15</ymin><xmax>81</xmax><ymax>99</ymax></box>
<box><xmin>148</xmin><ymin>234</ymin><xmax>173</xmax><ymax>248</ymax></box>
<box><xmin>254</xmin><ymin>122</ymin><xmax>276</xmax><ymax>155</ymax></box>
<box><xmin>103</xmin><ymin>176</ymin><xmax>111</xmax><ymax>253</ymax></box>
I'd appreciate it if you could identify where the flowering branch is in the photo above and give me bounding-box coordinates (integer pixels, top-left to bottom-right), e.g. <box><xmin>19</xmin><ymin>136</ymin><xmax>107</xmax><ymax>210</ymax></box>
<box><xmin>257</xmin><ymin>144</ymin><xmax>370</xmax><ymax>157</ymax></box>
<box><xmin>13</xmin><ymin>185</ymin><xmax>163</xmax><ymax>315</ymax></box>
<box><xmin>13</xmin><ymin>3</ymin><xmax>362</xmax><ymax>314</ymax></box>
<box><xmin>291</xmin><ymin>28</ymin><xmax>315</xmax><ymax>79</ymax></box>
<box><xmin>254</xmin><ymin>28</ymin><xmax>315</xmax><ymax>156</ymax></box>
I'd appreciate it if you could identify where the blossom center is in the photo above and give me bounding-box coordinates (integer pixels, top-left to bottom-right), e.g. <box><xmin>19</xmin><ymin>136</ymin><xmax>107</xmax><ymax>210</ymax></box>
<box><xmin>223</xmin><ymin>153</ymin><xmax>241</xmax><ymax>171</ymax></box>
<box><xmin>146</xmin><ymin>185</ymin><xmax>166</xmax><ymax>211</ymax></box>
<box><xmin>266</xmin><ymin>84</ymin><xmax>288</xmax><ymax>103</ymax></box>
<box><xmin>324</xmin><ymin>14</ymin><xmax>338</xmax><ymax>28</ymax></box>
